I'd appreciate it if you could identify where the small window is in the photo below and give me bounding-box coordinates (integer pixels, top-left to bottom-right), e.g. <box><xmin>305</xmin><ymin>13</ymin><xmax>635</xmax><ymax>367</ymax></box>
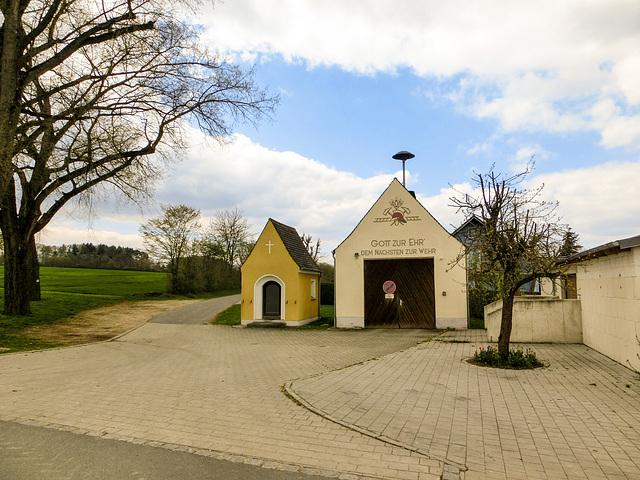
<box><xmin>310</xmin><ymin>279</ymin><xmax>317</xmax><ymax>300</ymax></box>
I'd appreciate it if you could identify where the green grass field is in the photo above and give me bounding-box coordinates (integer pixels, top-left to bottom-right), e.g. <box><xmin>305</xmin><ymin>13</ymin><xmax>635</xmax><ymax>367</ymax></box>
<box><xmin>0</xmin><ymin>267</ymin><xmax>167</xmax><ymax>330</ymax></box>
<box><xmin>36</xmin><ymin>267</ymin><xmax>168</xmax><ymax>297</ymax></box>
<box><xmin>0</xmin><ymin>266</ymin><xmax>237</xmax><ymax>353</ymax></box>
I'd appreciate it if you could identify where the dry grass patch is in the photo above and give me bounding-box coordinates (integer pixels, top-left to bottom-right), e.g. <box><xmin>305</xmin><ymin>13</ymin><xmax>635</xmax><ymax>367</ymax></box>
<box><xmin>22</xmin><ymin>299</ymin><xmax>198</xmax><ymax>346</ymax></box>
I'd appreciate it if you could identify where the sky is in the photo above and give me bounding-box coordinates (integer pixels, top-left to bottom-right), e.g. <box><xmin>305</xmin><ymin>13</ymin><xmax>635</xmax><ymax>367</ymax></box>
<box><xmin>41</xmin><ymin>0</ymin><xmax>640</xmax><ymax>258</ymax></box>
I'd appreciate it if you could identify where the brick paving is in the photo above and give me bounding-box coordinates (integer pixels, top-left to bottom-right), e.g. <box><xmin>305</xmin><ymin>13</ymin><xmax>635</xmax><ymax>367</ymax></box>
<box><xmin>0</xmin><ymin>310</ymin><xmax>444</xmax><ymax>480</ymax></box>
<box><xmin>1</xmin><ymin>301</ymin><xmax>639</xmax><ymax>480</ymax></box>
<box><xmin>291</xmin><ymin>330</ymin><xmax>640</xmax><ymax>479</ymax></box>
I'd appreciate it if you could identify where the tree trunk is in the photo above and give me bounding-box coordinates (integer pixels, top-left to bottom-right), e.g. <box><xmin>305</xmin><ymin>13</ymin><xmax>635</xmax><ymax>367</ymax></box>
<box><xmin>27</xmin><ymin>235</ymin><xmax>41</xmax><ymax>301</ymax></box>
<box><xmin>0</xmin><ymin>179</ymin><xmax>32</xmax><ymax>315</ymax></box>
<box><xmin>0</xmin><ymin>224</ymin><xmax>31</xmax><ymax>315</ymax></box>
<box><xmin>168</xmin><ymin>257</ymin><xmax>180</xmax><ymax>294</ymax></box>
<box><xmin>497</xmin><ymin>293</ymin><xmax>514</xmax><ymax>361</ymax></box>
<box><xmin>0</xmin><ymin>1</ymin><xmax>22</xmax><ymax>200</ymax></box>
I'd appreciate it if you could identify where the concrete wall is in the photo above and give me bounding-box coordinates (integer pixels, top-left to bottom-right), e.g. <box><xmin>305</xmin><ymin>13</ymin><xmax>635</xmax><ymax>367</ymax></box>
<box><xmin>334</xmin><ymin>179</ymin><xmax>467</xmax><ymax>329</ymax></box>
<box><xmin>485</xmin><ymin>296</ymin><xmax>583</xmax><ymax>343</ymax></box>
<box><xmin>511</xmin><ymin>246</ymin><xmax>640</xmax><ymax>371</ymax></box>
<box><xmin>574</xmin><ymin>248</ymin><xmax>640</xmax><ymax>371</ymax></box>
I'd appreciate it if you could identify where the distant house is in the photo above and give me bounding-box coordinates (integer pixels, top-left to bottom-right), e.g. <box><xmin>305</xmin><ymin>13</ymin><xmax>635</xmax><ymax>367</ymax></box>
<box><xmin>451</xmin><ymin>215</ymin><xmax>483</xmax><ymax>246</ymax></box>
<box><xmin>453</xmin><ymin>215</ymin><xmax>540</xmax><ymax>295</ymax></box>
<box><xmin>241</xmin><ymin>219</ymin><xmax>321</xmax><ymax>327</ymax></box>
<box><xmin>333</xmin><ymin>178</ymin><xmax>467</xmax><ymax>329</ymax></box>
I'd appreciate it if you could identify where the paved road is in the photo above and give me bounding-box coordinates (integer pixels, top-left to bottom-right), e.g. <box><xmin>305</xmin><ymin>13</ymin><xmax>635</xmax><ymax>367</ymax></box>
<box><xmin>149</xmin><ymin>295</ymin><xmax>240</xmax><ymax>325</ymax></box>
<box><xmin>0</xmin><ymin>420</ymin><xmax>318</xmax><ymax>480</ymax></box>
<box><xmin>0</xmin><ymin>297</ymin><xmax>439</xmax><ymax>480</ymax></box>
<box><xmin>2</xmin><ymin>296</ymin><xmax>639</xmax><ymax>479</ymax></box>
<box><xmin>291</xmin><ymin>330</ymin><xmax>640</xmax><ymax>480</ymax></box>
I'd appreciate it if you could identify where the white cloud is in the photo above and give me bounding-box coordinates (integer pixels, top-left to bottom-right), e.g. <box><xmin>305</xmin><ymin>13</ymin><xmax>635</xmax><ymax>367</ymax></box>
<box><xmin>42</xmin><ymin>129</ymin><xmax>409</xmax><ymax>253</ymax></box>
<box><xmin>531</xmin><ymin>161</ymin><xmax>640</xmax><ymax>248</ymax></box>
<box><xmin>418</xmin><ymin>159</ymin><xmax>640</xmax><ymax>250</ymax></box>
<box><xmin>507</xmin><ymin>145</ymin><xmax>549</xmax><ymax>173</ymax></box>
<box><xmin>198</xmin><ymin>0</ymin><xmax>640</xmax><ymax>148</ymax></box>
<box><xmin>589</xmin><ymin>99</ymin><xmax>640</xmax><ymax>148</ymax></box>
<box><xmin>38</xmin><ymin>187</ymin><xmax>152</xmax><ymax>249</ymax></box>
<box><xmin>42</xmin><ymin>131</ymin><xmax>640</xmax><ymax>253</ymax></box>
<box><xmin>466</xmin><ymin>140</ymin><xmax>494</xmax><ymax>157</ymax></box>
<box><xmin>155</xmin><ymin>130</ymin><xmax>405</xmax><ymax>253</ymax></box>
<box><xmin>39</xmin><ymin>221</ymin><xmax>146</xmax><ymax>249</ymax></box>
<box><xmin>417</xmin><ymin>183</ymin><xmax>473</xmax><ymax>233</ymax></box>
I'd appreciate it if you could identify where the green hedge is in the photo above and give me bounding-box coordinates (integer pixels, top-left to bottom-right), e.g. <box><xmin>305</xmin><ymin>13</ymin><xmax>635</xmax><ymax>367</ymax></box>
<box><xmin>320</xmin><ymin>282</ymin><xmax>334</xmax><ymax>305</ymax></box>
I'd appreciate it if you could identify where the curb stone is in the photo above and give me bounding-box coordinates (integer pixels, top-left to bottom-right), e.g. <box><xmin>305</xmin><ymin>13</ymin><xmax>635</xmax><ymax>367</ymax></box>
<box><xmin>283</xmin><ymin>380</ymin><xmax>465</xmax><ymax>480</ymax></box>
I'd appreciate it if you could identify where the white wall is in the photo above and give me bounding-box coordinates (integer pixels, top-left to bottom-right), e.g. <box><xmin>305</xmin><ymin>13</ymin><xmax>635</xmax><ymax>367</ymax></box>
<box><xmin>575</xmin><ymin>248</ymin><xmax>640</xmax><ymax>371</ymax></box>
<box><xmin>335</xmin><ymin>179</ymin><xmax>467</xmax><ymax>329</ymax></box>
<box><xmin>485</xmin><ymin>297</ymin><xmax>583</xmax><ymax>343</ymax></box>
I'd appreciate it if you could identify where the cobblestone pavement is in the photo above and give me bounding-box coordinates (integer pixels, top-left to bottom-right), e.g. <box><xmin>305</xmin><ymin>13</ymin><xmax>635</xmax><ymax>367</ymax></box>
<box><xmin>291</xmin><ymin>330</ymin><xmax>640</xmax><ymax>480</ymax></box>
<box><xmin>0</xmin><ymin>317</ymin><xmax>445</xmax><ymax>479</ymax></box>
<box><xmin>2</xmin><ymin>304</ymin><xmax>639</xmax><ymax>480</ymax></box>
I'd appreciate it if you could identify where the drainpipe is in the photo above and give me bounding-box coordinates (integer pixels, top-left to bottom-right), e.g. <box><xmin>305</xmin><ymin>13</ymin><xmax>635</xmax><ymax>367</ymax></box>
<box><xmin>466</xmin><ymin>252</ymin><xmax>470</xmax><ymax>329</ymax></box>
<box><xmin>317</xmin><ymin>273</ymin><xmax>321</xmax><ymax>321</ymax></box>
<box><xmin>332</xmin><ymin>249</ymin><xmax>337</xmax><ymax>328</ymax></box>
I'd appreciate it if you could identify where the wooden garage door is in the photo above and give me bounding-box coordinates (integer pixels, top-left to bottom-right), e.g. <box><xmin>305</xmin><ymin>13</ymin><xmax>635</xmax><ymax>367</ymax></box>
<box><xmin>364</xmin><ymin>259</ymin><xmax>435</xmax><ymax>328</ymax></box>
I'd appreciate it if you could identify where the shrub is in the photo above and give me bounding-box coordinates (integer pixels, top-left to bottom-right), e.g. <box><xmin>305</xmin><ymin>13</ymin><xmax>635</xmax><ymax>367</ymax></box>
<box><xmin>468</xmin><ymin>287</ymin><xmax>498</xmax><ymax>320</ymax></box>
<box><xmin>507</xmin><ymin>348</ymin><xmax>544</xmax><ymax>368</ymax></box>
<box><xmin>472</xmin><ymin>345</ymin><xmax>543</xmax><ymax>369</ymax></box>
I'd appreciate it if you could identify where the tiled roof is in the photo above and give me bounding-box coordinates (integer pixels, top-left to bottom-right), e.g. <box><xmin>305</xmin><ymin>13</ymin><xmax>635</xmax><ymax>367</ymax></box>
<box><xmin>270</xmin><ymin>219</ymin><xmax>321</xmax><ymax>273</ymax></box>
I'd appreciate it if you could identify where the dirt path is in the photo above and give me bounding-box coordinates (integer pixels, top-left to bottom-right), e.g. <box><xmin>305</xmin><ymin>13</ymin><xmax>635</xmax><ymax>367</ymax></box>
<box><xmin>23</xmin><ymin>299</ymin><xmax>201</xmax><ymax>346</ymax></box>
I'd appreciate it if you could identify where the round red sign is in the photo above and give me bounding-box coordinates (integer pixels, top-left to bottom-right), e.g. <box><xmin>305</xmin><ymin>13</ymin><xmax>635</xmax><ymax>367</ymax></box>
<box><xmin>383</xmin><ymin>280</ymin><xmax>396</xmax><ymax>294</ymax></box>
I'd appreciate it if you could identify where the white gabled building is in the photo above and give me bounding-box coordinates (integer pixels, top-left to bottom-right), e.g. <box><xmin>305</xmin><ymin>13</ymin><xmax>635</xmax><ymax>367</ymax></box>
<box><xmin>333</xmin><ymin>179</ymin><xmax>467</xmax><ymax>329</ymax></box>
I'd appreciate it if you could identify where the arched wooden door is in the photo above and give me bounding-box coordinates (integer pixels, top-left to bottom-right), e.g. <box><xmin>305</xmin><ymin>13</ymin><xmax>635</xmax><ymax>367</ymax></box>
<box><xmin>364</xmin><ymin>258</ymin><xmax>435</xmax><ymax>328</ymax></box>
<box><xmin>262</xmin><ymin>281</ymin><xmax>281</xmax><ymax>319</ymax></box>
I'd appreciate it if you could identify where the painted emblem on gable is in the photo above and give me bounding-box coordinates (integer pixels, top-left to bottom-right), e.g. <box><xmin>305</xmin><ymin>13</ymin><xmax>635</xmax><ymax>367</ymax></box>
<box><xmin>374</xmin><ymin>197</ymin><xmax>421</xmax><ymax>226</ymax></box>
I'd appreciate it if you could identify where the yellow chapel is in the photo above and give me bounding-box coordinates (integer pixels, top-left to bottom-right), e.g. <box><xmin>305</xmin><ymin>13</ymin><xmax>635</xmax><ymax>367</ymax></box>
<box><xmin>241</xmin><ymin>219</ymin><xmax>321</xmax><ymax>327</ymax></box>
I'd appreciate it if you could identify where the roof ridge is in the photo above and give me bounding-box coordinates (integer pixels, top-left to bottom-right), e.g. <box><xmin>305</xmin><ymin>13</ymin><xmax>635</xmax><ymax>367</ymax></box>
<box><xmin>269</xmin><ymin>219</ymin><xmax>320</xmax><ymax>273</ymax></box>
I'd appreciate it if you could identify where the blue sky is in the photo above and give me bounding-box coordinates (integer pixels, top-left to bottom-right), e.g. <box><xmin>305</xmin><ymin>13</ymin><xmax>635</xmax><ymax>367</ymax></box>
<box><xmin>234</xmin><ymin>62</ymin><xmax>498</xmax><ymax>189</ymax></box>
<box><xmin>43</xmin><ymin>0</ymin><xmax>640</xmax><ymax>255</ymax></box>
<box><xmin>235</xmin><ymin>59</ymin><xmax>633</xmax><ymax>188</ymax></box>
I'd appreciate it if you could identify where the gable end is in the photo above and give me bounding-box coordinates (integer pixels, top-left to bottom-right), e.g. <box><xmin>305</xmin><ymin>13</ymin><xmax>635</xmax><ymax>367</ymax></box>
<box><xmin>270</xmin><ymin>219</ymin><xmax>321</xmax><ymax>273</ymax></box>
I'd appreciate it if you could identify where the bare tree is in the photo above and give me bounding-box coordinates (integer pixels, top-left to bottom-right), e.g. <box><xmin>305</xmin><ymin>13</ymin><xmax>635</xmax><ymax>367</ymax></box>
<box><xmin>450</xmin><ymin>162</ymin><xmax>568</xmax><ymax>360</ymax></box>
<box><xmin>236</xmin><ymin>240</ymin><xmax>256</xmax><ymax>266</ymax></box>
<box><xmin>140</xmin><ymin>204</ymin><xmax>201</xmax><ymax>294</ymax></box>
<box><xmin>0</xmin><ymin>0</ymin><xmax>277</xmax><ymax>314</ymax></box>
<box><xmin>300</xmin><ymin>233</ymin><xmax>321</xmax><ymax>263</ymax></box>
<box><xmin>203</xmin><ymin>208</ymin><xmax>253</xmax><ymax>275</ymax></box>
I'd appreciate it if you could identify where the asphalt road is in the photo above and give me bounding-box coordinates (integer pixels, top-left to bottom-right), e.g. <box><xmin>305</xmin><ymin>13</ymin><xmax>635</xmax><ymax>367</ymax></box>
<box><xmin>148</xmin><ymin>295</ymin><xmax>241</xmax><ymax>325</ymax></box>
<box><xmin>0</xmin><ymin>420</ymin><xmax>318</xmax><ymax>480</ymax></box>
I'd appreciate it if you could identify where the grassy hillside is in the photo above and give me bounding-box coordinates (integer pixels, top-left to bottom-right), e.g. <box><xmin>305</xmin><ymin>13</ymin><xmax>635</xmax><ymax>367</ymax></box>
<box><xmin>34</xmin><ymin>266</ymin><xmax>167</xmax><ymax>297</ymax></box>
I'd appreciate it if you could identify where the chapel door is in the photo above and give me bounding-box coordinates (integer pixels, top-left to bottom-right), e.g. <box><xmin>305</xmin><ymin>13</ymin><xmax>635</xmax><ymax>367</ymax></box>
<box><xmin>364</xmin><ymin>259</ymin><xmax>435</xmax><ymax>329</ymax></box>
<box><xmin>263</xmin><ymin>281</ymin><xmax>281</xmax><ymax>319</ymax></box>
